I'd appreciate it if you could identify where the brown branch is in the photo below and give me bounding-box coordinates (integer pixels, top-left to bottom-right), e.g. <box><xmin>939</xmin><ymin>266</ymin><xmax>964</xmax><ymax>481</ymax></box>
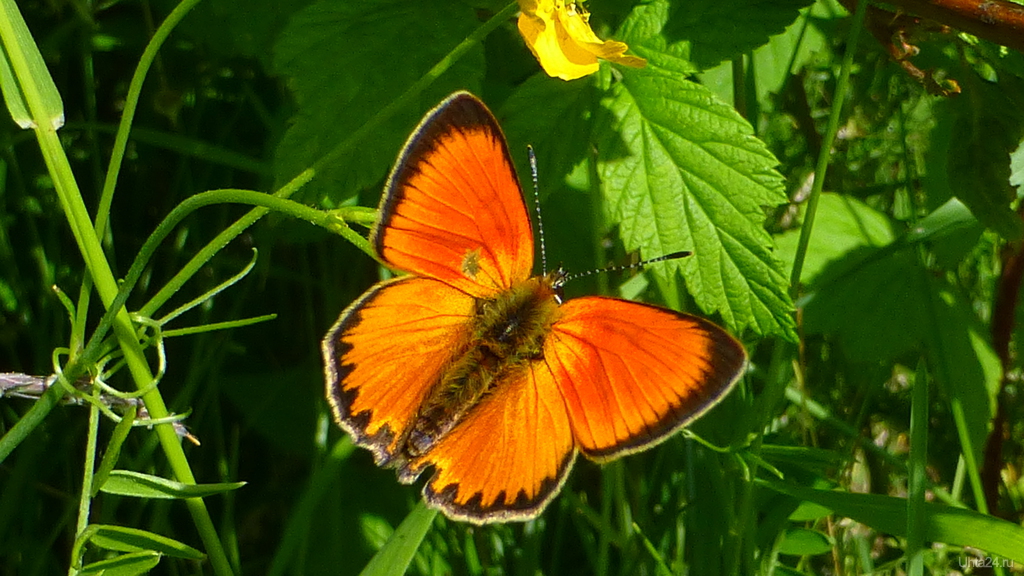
<box><xmin>894</xmin><ymin>0</ymin><xmax>1024</xmax><ymax>54</ymax></box>
<box><xmin>845</xmin><ymin>0</ymin><xmax>1024</xmax><ymax>54</ymax></box>
<box><xmin>840</xmin><ymin>0</ymin><xmax>1024</xmax><ymax>93</ymax></box>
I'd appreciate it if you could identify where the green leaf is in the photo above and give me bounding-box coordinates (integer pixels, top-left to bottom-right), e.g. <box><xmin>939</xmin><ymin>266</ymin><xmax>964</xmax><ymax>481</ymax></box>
<box><xmin>92</xmin><ymin>404</ymin><xmax>136</xmax><ymax>497</ymax></box>
<box><xmin>773</xmin><ymin>566</ymin><xmax>811</xmax><ymax>576</ymax></box>
<box><xmin>788</xmin><ymin>501</ymin><xmax>833</xmax><ymax>523</ymax></box>
<box><xmin>760</xmin><ymin>445</ymin><xmax>846</xmax><ymax>474</ymax></box>
<box><xmin>184</xmin><ymin>0</ymin><xmax>313</xmax><ymax>68</ymax></box>
<box><xmin>905</xmin><ymin>198</ymin><xmax>979</xmax><ymax>244</ymax></box>
<box><xmin>750</xmin><ymin>6</ymin><xmax>831</xmax><ymax>104</ymax></box>
<box><xmin>358</xmin><ymin>501</ymin><xmax>437</xmax><ymax>576</ymax></box>
<box><xmin>79</xmin><ymin>551</ymin><xmax>161</xmax><ymax>576</ymax></box>
<box><xmin>615</xmin><ymin>0</ymin><xmax>700</xmax><ymax>76</ymax></box>
<box><xmin>804</xmin><ymin>248</ymin><xmax>929</xmax><ymax>361</ymax></box>
<box><xmin>933</xmin><ymin>85</ymin><xmax>1023</xmax><ymax>240</ymax></box>
<box><xmin>86</xmin><ymin>524</ymin><xmax>205</xmax><ymax>560</ymax></box>
<box><xmin>359</xmin><ymin>514</ymin><xmax>394</xmax><ymax>551</ymax></box>
<box><xmin>777</xmin><ymin>527</ymin><xmax>833</xmax><ymax>556</ymax></box>
<box><xmin>906</xmin><ymin>198</ymin><xmax>983</xmax><ymax>269</ymax></box>
<box><xmin>762</xmin><ymin>481</ymin><xmax>1024</xmax><ymax>563</ymax></box>
<box><xmin>622</xmin><ymin>0</ymin><xmax>813</xmax><ymax>71</ymax></box>
<box><xmin>594</xmin><ymin>65</ymin><xmax>795</xmax><ymax>339</ymax></box>
<box><xmin>272</xmin><ymin>0</ymin><xmax>484</xmax><ymax>205</ymax></box>
<box><xmin>0</xmin><ymin>0</ymin><xmax>64</xmax><ymax>129</ymax></box>
<box><xmin>921</xmin><ymin>288</ymin><xmax>1000</xmax><ymax>466</ymax></box>
<box><xmin>803</xmin><ymin>240</ymin><xmax>999</xmax><ymax>462</ymax></box>
<box><xmin>775</xmin><ymin>193</ymin><xmax>894</xmax><ymax>285</ymax></box>
<box><xmin>100</xmin><ymin>470</ymin><xmax>246</xmax><ymax>499</ymax></box>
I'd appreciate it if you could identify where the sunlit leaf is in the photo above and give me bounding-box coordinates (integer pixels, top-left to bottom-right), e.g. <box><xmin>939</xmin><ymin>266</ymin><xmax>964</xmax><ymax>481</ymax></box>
<box><xmin>777</xmin><ymin>527</ymin><xmax>833</xmax><ymax>556</ymax></box>
<box><xmin>79</xmin><ymin>551</ymin><xmax>161</xmax><ymax>576</ymax></box>
<box><xmin>100</xmin><ymin>470</ymin><xmax>246</xmax><ymax>499</ymax></box>
<box><xmin>775</xmin><ymin>192</ymin><xmax>894</xmax><ymax>285</ymax></box>
<box><xmin>763</xmin><ymin>481</ymin><xmax>1024</xmax><ymax>563</ymax></box>
<box><xmin>594</xmin><ymin>63</ymin><xmax>794</xmax><ymax>338</ymax></box>
<box><xmin>87</xmin><ymin>524</ymin><xmax>205</xmax><ymax>560</ymax></box>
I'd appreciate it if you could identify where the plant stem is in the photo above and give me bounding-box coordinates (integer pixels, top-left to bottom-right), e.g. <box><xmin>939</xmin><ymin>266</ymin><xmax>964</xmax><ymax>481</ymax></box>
<box><xmin>788</xmin><ymin>0</ymin><xmax>868</xmax><ymax>296</ymax></box>
<box><xmin>69</xmin><ymin>398</ymin><xmax>100</xmax><ymax>575</ymax></box>
<box><xmin>0</xmin><ymin>0</ymin><xmax>234</xmax><ymax>572</ymax></box>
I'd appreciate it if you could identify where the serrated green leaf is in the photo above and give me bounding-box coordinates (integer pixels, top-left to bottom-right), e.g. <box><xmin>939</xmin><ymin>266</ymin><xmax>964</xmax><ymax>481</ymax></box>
<box><xmin>777</xmin><ymin>527</ymin><xmax>833</xmax><ymax>556</ymax></box>
<box><xmin>272</xmin><ymin>0</ymin><xmax>484</xmax><ymax>205</ymax></box>
<box><xmin>86</xmin><ymin>524</ymin><xmax>205</xmax><ymax>560</ymax></box>
<box><xmin>594</xmin><ymin>67</ymin><xmax>795</xmax><ymax>339</ymax></box>
<box><xmin>79</xmin><ymin>551</ymin><xmax>161</xmax><ymax>576</ymax></box>
<box><xmin>775</xmin><ymin>193</ymin><xmax>894</xmax><ymax>285</ymax></box>
<box><xmin>763</xmin><ymin>481</ymin><xmax>1024</xmax><ymax>563</ymax></box>
<box><xmin>100</xmin><ymin>470</ymin><xmax>246</xmax><ymax>499</ymax></box>
<box><xmin>615</xmin><ymin>0</ymin><xmax>699</xmax><ymax>75</ymax></box>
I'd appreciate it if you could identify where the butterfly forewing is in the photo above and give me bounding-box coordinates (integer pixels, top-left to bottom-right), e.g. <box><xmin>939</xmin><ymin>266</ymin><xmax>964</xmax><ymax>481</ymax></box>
<box><xmin>373</xmin><ymin>92</ymin><xmax>534</xmax><ymax>298</ymax></box>
<box><xmin>322</xmin><ymin>276</ymin><xmax>476</xmax><ymax>466</ymax></box>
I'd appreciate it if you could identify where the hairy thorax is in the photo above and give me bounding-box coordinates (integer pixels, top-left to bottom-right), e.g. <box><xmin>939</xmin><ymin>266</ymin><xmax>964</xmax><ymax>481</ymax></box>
<box><xmin>406</xmin><ymin>273</ymin><xmax>564</xmax><ymax>457</ymax></box>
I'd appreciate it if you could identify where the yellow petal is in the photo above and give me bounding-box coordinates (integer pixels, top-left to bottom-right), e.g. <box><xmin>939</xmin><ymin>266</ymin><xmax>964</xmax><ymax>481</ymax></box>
<box><xmin>517</xmin><ymin>0</ymin><xmax>645</xmax><ymax>81</ymax></box>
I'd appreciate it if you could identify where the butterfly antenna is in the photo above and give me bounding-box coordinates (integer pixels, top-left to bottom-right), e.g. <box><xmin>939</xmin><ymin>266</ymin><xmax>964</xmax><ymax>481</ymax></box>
<box><xmin>562</xmin><ymin>251</ymin><xmax>692</xmax><ymax>283</ymax></box>
<box><xmin>528</xmin><ymin>146</ymin><xmax>549</xmax><ymax>275</ymax></box>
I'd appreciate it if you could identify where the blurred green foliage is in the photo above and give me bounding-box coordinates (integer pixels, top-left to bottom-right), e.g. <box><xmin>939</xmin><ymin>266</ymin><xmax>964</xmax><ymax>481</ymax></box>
<box><xmin>1</xmin><ymin>0</ymin><xmax>1023</xmax><ymax>574</ymax></box>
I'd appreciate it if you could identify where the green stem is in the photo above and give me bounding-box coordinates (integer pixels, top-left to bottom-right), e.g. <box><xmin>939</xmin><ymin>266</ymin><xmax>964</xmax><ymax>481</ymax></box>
<box><xmin>69</xmin><ymin>397</ymin><xmax>101</xmax><ymax>575</ymax></box>
<box><xmin>77</xmin><ymin>190</ymin><xmax>370</xmax><ymax>365</ymax></box>
<box><xmin>788</xmin><ymin>0</ymin><xmax>868</xmax><ymax>296</ymax></box>
<box><xmin>0</xmin><ymin>375</ymin><xmax>65</xmax><ymax>463</ymax></box>
<box><xmin>94</xmin><ymin>0</ymin><xmax>203</xmax><ymax>239</ymax></box>
<box><xmin>1</xmin><ymin>2</ymin><xmax>233</xmax><ymax>573</ymax></box>
<box><xmin>906</xmin><ymin>362</ymin><xmax>928</xmax><ymax>576</ymax></box>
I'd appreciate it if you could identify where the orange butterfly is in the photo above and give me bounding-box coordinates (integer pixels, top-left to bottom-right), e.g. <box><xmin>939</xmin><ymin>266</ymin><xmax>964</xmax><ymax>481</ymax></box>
<box><xmin>322</xmin><ymin>92</ymin><xmax>747</xmax><ymax>523</ymax></box>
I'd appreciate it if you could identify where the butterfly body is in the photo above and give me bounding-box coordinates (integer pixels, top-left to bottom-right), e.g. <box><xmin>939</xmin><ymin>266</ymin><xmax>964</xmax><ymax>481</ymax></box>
<box><xmin>407</xmin><ymin>273</ymin><xmax>562</xmax><ymax>457</ymax></box>
<box><xmin>324</xmin><ymin>92</ymin><xmax>747</xmax><ymax>523</ymax></box>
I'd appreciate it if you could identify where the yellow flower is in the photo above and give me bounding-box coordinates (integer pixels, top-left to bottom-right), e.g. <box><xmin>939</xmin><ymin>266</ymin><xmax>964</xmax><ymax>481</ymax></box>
<box><xmin>517</xmin><ymin>0</ymin><xmax>646</xmax><ymax>81</ymax></box>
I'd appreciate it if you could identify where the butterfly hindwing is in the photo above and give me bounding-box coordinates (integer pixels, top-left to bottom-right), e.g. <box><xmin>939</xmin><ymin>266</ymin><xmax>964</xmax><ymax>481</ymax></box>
<box><xmin>409</xmin><ymin>359</ymin><xmax>577</xmax><ymax>523</ymax></box>
<box><xmin>322</xmin><ymin>276</ymin><xmax>476</xmax><ymax>468</ymax></box>
<box><xmin>546</xmin><ymin>297</ymin><xmax>747</xmax><ymax>460</ymax></box>
<box><xmin>373</xmin><ymin>92</ymin><xmax>534</xmax><ymax>298</ymax></box>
